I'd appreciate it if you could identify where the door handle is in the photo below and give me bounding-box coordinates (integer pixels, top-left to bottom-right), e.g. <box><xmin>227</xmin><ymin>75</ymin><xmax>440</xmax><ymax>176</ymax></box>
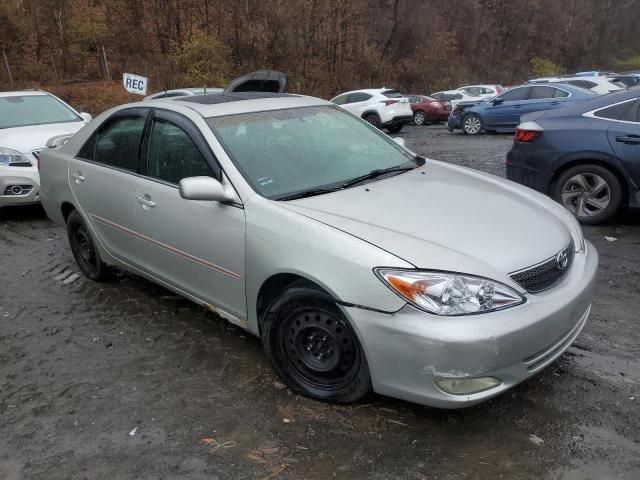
<box><xmin>137</xmin><ymin>196</ymin><xmax>156</xmax><ymax>208</ymax></box>
<box><xmin>616</xmin><ymin>135</ymin><xmax>640</xmax><ymax>145</ymax></box>
<box><xmin>514</xmin><ymin>105</ymin><xmax>522</xmax><ymax>108</ymax></box>
<box><xmin>72</xmin><ymin>172</ymin><xmax>85</xmax><ymax>183</ymax></box>
<box><xmin>550</xmin><ymin>101</ymin><xmax>560</xmax><ymax>105</ymax></box>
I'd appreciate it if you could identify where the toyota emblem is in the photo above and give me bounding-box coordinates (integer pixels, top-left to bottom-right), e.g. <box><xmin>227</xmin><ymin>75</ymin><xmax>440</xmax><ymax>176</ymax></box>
<box><xmin>556</xmin><ymin>250</ymin><xmax>569</xmax><ymax>270</ymax></box>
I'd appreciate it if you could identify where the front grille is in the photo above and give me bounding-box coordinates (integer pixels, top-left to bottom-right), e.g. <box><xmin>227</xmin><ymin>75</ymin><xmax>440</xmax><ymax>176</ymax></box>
<box><xmin>509</xmin><ymin>239</ymin><xmax>575</xmax><ymax>293</ymax></box>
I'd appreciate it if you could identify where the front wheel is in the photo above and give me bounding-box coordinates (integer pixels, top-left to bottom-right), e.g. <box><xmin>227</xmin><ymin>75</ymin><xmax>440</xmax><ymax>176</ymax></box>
<box><xmin>387</xmin><ymin>124</ymin><xmax>403</xmax><ymax>134</ymax></box>
<box><xmin>67</xmin><ymin>210</ymin><xmax>114</xmax><ymax>281</ymax></box>
<box><xmin>413</xmin><ymin>111</ymin><xmax>426</xmax><ymax>125</ymax></box>
<box><xmin>463</xmin><ymin>113</ymin><xmax>483</xmax><ymax>135</ymax></box>
<box><xmin>261</xmin><ymin>288</ymin><xmax>371</xmax><ymax>403</ymax></box>
<box><xmin>552</xmin><ymin>164</ymin><xmax>623</xmax><ymax>224</ymax></box>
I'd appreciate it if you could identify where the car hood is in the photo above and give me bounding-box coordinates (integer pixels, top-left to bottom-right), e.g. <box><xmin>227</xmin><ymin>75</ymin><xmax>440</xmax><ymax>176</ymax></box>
<box><xmin>0</xmin><ymin>121</ymin><xmax>86</xmax><ymax>154</ymax></box>
<box><xmin>280</xmin><ymin>161</ymin><xmax>572</xmax><ymax>283</ymax></box>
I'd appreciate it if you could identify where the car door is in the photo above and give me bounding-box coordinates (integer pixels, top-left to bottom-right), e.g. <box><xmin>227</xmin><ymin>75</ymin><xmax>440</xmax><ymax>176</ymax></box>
<box><xmin>68</xmin><ymin>108</ymin><xmax>149</xmax><ymax>265</ymax></box>
<box><xmin>484</xmin><ymin>87</ymin><xmax>531</xmax><ymax>128</ymax></box>
<box><xmin>134</xmin><ymin>109</ymin><xmax>246</xmax><ymax>320</ymax></box>
<box><xmin>345</xmin><ymin>92</ymin><xmax>373</xmax><ymax>117</ymax></box>
<box><xmin>605</xmin><ymin>98</ymin><xmax>640</xmax><ymax>183</ymax></box>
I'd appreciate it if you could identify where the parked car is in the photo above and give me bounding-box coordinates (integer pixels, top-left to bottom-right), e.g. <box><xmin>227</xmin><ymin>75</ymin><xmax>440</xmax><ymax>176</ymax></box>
<box><xmin>330</xmin><ymin>88</ymin><xmax>412</xmax><ymax>133</ymax></box>
<box><xmin>144</xmin><ymin>88</ymin><xmax>224</xmax><ymax>100</ymax></box>
<box><xmin>528</xmin><ymin>76</ymin><xmax>624</xmax><ymax>94</ymax></box>
<box><xmin>457</xmin><ymin>84</ymin><xmax>505</xmax><ymax>99</ymax></box>
<box><xmin>507</xmin><ymin>88</ymin><xmax>640</xmax><ymax>224</ymax></box>
<box><xmin>448</xmin><ymin>83</ymin><xmax>596</xmax><ymax>135</ymax></box>
<box><xmin>407</xmin><ymin>95</ymin><xmax>451</xmax><ymax>125</ymax></box>
<box><xmin>39</xmin><ymin>89</ymin><xmax>597</xmax><ymax>409</ymax></box>
<box><xmin>144</xmin><ymin>70</ymin><xmax>288</xmax><ymax>100</ymax></box>
<box><xmin>431</xmin><ymin>90</ymin><xmax>481</xmax><ymax>107</ymax></box>
<box><xmin>0</xmin><ymin>90</ymin><xmax>91</xmax><ymax>208</ymax></box>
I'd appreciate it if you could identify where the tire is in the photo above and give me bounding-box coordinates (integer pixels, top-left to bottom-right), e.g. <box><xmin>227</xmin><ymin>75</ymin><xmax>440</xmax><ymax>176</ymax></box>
<box><xmin>413</xmin><ymin>111</ymin><xmax>426</xmax><ymax>125</ymax></box>
<box><xmin>462</xmin><ymin>113</ymin><xmax>483</xmax><ymax>135</ymax></box>
<box><xmin>552</xmin><ymin>164</ymin><xmax>623</xmax><ymax>225</ymax></box>
<box><xmin>261</xmin><ymin>287</ymin><xmax>372</xmax><ymax>403</ymax></box>
<box><xmin>363</xmin><ymin>113</ymin><xmax>381</xmax><ymax>129</ymax></box>
<box><xmin>387</xmin><ymin>124</ymin><xmax>403</xmax><ymax>134</ymax></box>
<box><xmin>67</xmin><ymin>210</ymin><xmax>114</xmax><ymax>281</ymax></box>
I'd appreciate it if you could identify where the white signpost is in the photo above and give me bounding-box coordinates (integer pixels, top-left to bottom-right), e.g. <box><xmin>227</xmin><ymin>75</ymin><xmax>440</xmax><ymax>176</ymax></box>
<box><xmin>123</xmin><ymin>73</ymin><xmax>148</xmax><ymax>96</ymax></box>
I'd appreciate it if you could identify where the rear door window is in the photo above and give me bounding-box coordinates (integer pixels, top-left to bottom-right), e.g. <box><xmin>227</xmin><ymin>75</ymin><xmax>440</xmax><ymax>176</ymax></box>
<box><xmin>529</xmin><ymin>86</ymin><xmax>557</xmax><ymax>99</ymax></box>
<box><xmin>498</xmin><ymin>87</ymin><xmax>530</xmax><ymax>102</ymax></box>
<box><xmin>348</xmin><ymin>92</ymin><xmax>373</xmax><ymax>103</ymax></box>
<box><xmin>553</xmin><ymin>88</ymin><xmax>570</xmax><ymax>98</ymax></box>
<box><xmin>146</xmin><ymin>120</ymin><xmax>213</xmax><ymax>185</ymax></box>
<box><xmin>83</xmin><ymin>116</ymin><xmax>146</xmax><ymax>171</ymax></box>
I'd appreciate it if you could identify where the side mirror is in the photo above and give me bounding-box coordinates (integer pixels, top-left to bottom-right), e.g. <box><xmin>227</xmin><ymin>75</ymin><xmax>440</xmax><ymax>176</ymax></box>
<box><xmin>179</xmin><ymin>176</ymin><xmax>236</xmax><ymax>203</ymax></box>
<box><xmin>80</xmin><ymin>112</ymin><xmax>92</xmax><ymax>122</ymax></box>
<box><xmin>492</xmin><ymin>98</ymin><xmax>504</xmax><ymax>105</ymax></box>
<box><xmin>393</xmin><ymin>137</ymin><xmax>406</xmax><ymax>147</ymax></box>
<box><xmin>46</xmin><ymin>134</ymin><xmax>74</xmax><ymax>148</ymax></box>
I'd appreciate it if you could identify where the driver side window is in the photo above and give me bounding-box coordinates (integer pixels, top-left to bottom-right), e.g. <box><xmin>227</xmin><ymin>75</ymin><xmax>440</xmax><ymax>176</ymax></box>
<box><xmin>146</xmin><ymin>120</ymin><xmax>213</xmax><ymax>185</ymax></box>
<box><xmin>498</xmin><ymin>88</ymin><xmax>530</xmax><ymax>102</ymax></box>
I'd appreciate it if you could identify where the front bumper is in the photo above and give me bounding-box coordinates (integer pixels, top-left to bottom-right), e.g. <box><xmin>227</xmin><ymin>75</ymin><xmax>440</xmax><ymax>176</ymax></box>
<box><xmin>0</xmin><ymin>165</ymin><xmax>40</xmax><ymax>207</ymax></box>
<box><xmin>447</xmin><ymin>112</ymin><xmax>463</xmax><ymax>131</ymax></box>
<box><xmin>344</xmin><ymin>241</ymin><xmax>598</xmax><ymax>408</ymax></box>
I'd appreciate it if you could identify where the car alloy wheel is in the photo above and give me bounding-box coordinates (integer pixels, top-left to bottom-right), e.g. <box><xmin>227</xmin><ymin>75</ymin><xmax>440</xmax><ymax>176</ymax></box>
<box><xmin>463</xmin><ymin>114</ymin><xmax>482</xmax><ymax>135</ymax></box>
<box><xmin>553</xmin><ymin>164</ymin><xmax>623</xmax><ymax>224</ymax></box>
<box><xmin>561</xmin><ymin>173</ymin><xmax>611</xmax><ymax>218</ymax></box>
<box><xmin>414</xmin><ymin>111</ymin><xmax>426</xmax><ymax>125</ymax></box>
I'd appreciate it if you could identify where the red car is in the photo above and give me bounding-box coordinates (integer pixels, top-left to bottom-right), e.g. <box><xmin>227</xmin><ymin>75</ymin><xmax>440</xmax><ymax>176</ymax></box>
<box><xmin>407</xmin><ymin>95</ymin><xmax>452</xmax><ymax>125</ymax></box>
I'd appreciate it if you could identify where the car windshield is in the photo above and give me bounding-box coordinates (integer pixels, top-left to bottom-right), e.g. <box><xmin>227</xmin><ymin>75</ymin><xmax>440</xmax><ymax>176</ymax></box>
<box><xmin>0</xmin><ymin>95</ymin><xmax>81</xmax><ymax>129</ymax></box>
<box><xmin>208</xmin><ymin>105</ymin><xmax>417</xmax><ymax>199</ymax></box>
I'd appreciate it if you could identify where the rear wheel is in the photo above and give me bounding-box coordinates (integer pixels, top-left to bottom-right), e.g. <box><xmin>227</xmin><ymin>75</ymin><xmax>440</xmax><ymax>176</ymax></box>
<box><xmin>67</xmin><ymin>210</ymin><xmax>114</xmax><ymax>281</ymax></box>
<box><xmin>261</xmin><ymin>287</ymin><xmax>371</xmax><ymax>403</ymax></box>
<box><xmin>413</xmin><ymin>111</ymin><xmax>426</xmax><ymax>125</ymax></box>
<box><xmin>463</xmin><ymin>113</ymin><xmax>483</xmax><ymax>135</ymax></box>
<box><xmin>552</xmin><ymin>164</ymin><xmax>623</xmax><ymax>224</ymax></box>
<box><xmin>363</xmin><ymin>113</ymin><xmax>381</xmax><ymax>129</ymax></box>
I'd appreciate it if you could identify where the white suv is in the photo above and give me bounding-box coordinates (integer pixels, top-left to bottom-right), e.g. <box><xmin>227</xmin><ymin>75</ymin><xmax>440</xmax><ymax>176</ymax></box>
<box><xmin>330</xmin><ymin>88</ymin><xmax>413</xmax><ymax>133</ymax></box>
<box><xmin>0</xmin><ymin>90</ymin><xmax>90</xmax><ymax>207</ymax></box>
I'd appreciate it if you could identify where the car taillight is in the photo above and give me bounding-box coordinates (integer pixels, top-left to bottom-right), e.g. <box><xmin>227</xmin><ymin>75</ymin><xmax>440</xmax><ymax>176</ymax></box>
<box><xmin>515</xmin><ymin>121</ymin><xmax>543</xmax><ymax>143</ymax></box>
<box><xmin>515</xmin><ymin>129</ymin><xmax>542</xmax><ymax>142</ymax></box>
<box><xmin>383</xmin><ymin>99</ymin><xmax>399</xmax><ymax>106</ymax></box>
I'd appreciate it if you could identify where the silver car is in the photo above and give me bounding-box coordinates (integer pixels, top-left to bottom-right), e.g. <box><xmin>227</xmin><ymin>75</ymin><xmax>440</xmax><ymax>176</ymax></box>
<box><xmin>39</xmin><ymin>91</ymin><xmax>598</xmax><ymax>408</ymax></box>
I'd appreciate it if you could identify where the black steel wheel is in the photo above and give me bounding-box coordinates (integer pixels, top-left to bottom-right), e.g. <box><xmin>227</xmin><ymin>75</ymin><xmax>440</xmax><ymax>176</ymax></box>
<box><xmin>67</xmin><ymin>210</ymin><xmax>114</xmax><ymax>281</ymax></box>
<box><xmin>261</xmin><ymin>287</ymin><xmax>371</xmax><ymax>403</ymax></box>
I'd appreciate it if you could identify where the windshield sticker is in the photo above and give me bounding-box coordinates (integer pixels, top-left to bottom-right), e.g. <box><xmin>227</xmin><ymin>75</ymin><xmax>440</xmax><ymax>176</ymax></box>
<box><xmin>257</xmin><ymin>176</ymin><xmax>274</xmax><ymax>186</ymax></box>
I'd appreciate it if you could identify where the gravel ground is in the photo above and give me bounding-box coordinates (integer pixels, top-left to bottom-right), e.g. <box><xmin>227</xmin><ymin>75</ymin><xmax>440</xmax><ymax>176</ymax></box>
<box><xmin>1</xmin><ymin>125</ymin><xmax>639</xmax><ymax>480</ymax></box>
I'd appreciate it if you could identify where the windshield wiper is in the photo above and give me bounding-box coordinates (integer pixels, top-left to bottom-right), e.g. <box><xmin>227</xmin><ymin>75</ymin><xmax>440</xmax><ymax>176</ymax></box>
<box><xmin>276</xmin><ymin>186</ymin><xmax>343</xmax><ymax>201</ymax></box>
<box><xmin>340</xmin><ymin>164</ymin><xmax>415</xmax><ymax>189</ymax></box>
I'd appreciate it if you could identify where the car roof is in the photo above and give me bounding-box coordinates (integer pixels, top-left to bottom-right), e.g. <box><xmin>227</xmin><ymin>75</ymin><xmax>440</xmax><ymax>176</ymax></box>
<box><xmin>147</xmin><ymin>92</ymin><xmax>331</xmax><ymax>118</ymax></box>
<box><xmin>334</xmin><ymin>88</ymin><xmax>398</xmax><ymax>96</ymax></box>
<box><xmin>0</xmin><ymin>90</ymin><xmax>50</xmax><ymax>97</ymax></box>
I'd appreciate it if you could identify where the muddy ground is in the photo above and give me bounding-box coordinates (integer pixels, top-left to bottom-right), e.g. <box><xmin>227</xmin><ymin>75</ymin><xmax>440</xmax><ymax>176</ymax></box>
<box><xmin>1</xmin><ymin>125</ymin><xmax>639</xmax><ymax>480</ymax></box>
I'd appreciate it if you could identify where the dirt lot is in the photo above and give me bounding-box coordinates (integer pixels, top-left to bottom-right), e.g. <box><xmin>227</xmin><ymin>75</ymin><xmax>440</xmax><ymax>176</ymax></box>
<box><xmin>1</xmin><ymin>125</ymin><xmax>639</xmax><ymax>480</ymax></box>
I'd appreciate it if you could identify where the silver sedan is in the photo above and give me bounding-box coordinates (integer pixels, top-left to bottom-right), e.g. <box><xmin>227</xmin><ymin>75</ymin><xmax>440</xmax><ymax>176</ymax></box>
<box><xmin>39</xmin><ymin>92</ymin><xmax>597</xmax><ymax>408</ymax></box>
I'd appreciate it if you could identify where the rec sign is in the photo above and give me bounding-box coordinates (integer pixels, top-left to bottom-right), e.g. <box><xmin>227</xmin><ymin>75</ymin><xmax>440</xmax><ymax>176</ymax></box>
<box><xmin>123</xmin><ymin>73</ymin><xmax>148</xmax><ymax>96</ymax></box>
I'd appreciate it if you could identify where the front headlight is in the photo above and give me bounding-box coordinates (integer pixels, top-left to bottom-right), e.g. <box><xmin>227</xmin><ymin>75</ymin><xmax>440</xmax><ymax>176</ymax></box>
<box><xmin>0</xmin><ymin>147</ymin><xmax>32</xmax><ymax>166</ymax></box>
<box><xmin>374</xmin><ymin>269</ymin><xmax>525</xmax><ymax>316</ymax></box>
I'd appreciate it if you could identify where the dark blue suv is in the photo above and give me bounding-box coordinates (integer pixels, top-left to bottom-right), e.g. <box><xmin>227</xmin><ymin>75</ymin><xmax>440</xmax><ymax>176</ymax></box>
<box><xmin>448</xmin><ymin>84</ymin><xmax>596</xmax><ymax>135</ymax></box>
<box><xmin>507</xmin><ymin>88</ymin><xmax>640</xmax><ymax>224</ymax></box>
